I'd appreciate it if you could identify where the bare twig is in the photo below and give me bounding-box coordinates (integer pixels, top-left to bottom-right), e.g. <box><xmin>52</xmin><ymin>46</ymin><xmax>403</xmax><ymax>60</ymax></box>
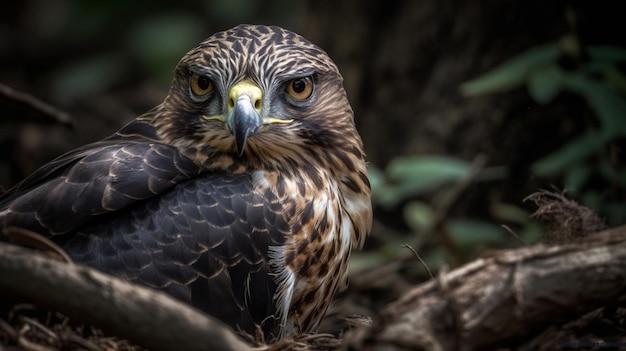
<box><xmin>0</xmin><ymin>83</ymin><xmax>72</xmax><ymax>126</ymax></box>
<box><xmin>401</xmin><ymin>243</ymin><xmax>433</xmax><ymax>279</ymax></box>
<box><xmin>501</xmin><ymin>224</ymin><xmax>527</xmax><ymax>246</ymax></box>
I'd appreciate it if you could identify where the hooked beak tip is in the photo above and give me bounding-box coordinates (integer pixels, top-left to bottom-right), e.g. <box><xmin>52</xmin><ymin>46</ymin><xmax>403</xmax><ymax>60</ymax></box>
<box><xmin>228</xmin><ymin>96</ymin><xmax>262</xmax><ymax>156</ymax></box>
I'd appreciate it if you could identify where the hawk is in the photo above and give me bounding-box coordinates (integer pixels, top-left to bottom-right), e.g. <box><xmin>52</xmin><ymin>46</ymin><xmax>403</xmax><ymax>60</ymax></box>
<box><xmin>0</xmin><ymin>24</ymin><xmax>372</xmax><ymax>339</ymax></box>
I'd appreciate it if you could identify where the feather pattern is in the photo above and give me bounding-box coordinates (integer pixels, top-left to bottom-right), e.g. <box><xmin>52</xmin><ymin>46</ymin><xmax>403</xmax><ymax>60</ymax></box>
<box><xmin>0</xmin><ymin>24</ymin><xmax>372</xmax><ymax>340</ymax></box>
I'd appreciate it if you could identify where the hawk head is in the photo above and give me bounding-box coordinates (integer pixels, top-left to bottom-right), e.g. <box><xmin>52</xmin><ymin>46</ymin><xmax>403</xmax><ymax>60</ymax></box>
<box><xmin>153</xmin><ymin>24</ymin><xmax>365</xmax><ymax>177</ymax></box>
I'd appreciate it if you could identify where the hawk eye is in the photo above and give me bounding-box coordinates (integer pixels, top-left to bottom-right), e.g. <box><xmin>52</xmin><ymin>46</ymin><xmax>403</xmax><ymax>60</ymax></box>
<box><xmin>190</xmin><ymin>73</ymin><xmax>214</xmax><ymax>99</ymax></box>
<box><xmin>285</xmin><ymin>76</ymin><xmax>313</xmax><ymax>101</ymax></box>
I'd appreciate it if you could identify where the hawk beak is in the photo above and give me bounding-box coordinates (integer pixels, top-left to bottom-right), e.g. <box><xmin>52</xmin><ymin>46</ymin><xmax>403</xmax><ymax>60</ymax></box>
<box><xmin>203</xmin><ymin>81</ymin><xmax>294</xmax><ymax>156</ymax></box>
<box><xmin>226</xmin><ymin>81</ymin><xmax>264</xmax><ymax>156</ymax></box>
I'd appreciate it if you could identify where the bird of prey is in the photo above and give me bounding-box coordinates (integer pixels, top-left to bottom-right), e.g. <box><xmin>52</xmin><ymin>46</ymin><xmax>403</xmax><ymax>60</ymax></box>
<box><xmin>0</xmin><ymin>24</ymin><xmax>372</xmax><ymax>340</ymax></box>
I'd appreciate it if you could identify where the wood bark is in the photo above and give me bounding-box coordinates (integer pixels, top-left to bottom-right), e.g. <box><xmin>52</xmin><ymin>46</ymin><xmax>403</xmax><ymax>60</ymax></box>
<box><xmin>342</xmin><ymin>225</ymin><xmax>626</xmax><ymax>350</ymax></box>
<box><xmin>0</xmin><ymin>242</ymin><xmax>252</xmax><ymax>351</ymax></box>
<box><xmin>3</xmin><ymin>227</ymin><xmax>626</xmax><ymax>350</ymax></box>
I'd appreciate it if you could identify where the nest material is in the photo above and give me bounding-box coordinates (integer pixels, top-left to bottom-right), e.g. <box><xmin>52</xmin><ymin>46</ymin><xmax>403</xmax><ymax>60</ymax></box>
<box><xmin>525</xmin><ymin>189</ymin><xmax>606</xmax><ymax>244</ymax></box>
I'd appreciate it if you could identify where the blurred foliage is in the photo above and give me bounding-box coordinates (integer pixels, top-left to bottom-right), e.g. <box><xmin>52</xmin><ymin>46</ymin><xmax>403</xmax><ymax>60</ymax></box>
<box><xmin>367</xmin><ymin>33</ymin><xmax>626</xmax><ymax>271</ymax></box>
<box><xmin>12</xmin><ymin>0</ymin><xmax>306</xmax><ymax>104</ymax></box>
<box><xmin>370</xmin><ymin>155</ymin><xmax>506</xmax><ymax>209</ymax></box>
<box><xmin>365</xmin><ymin>32</ymin><xmax>626</xmax><ymax>269</ymax></box>
<box><xmin>462</xmin><ymin>34</ymin><xmax>626</xmax><ymax>226</ymax></box>
<box><xmin>367</xmin><ymin>156</ymin><xmax>541</xmax><ymax>270</ymax></box>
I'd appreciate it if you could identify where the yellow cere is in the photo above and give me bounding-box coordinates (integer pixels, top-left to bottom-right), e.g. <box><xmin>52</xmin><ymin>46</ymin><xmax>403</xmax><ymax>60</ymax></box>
<box><xmin>202</xmin><ymin>80</ymin><xmax>294</xmax><ymax>126</ymax></box>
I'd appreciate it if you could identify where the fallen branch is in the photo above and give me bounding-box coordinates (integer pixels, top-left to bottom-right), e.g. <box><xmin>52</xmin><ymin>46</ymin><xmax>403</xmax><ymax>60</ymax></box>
<box><xmin>0</xmin><ymin>242</ymin><xmax>252</xmax><ymax>351</ymax></box>
<box><xmin>343</xmin><ymin>225</ymin><xmax>626</xmax><ymax>350</ymax></box>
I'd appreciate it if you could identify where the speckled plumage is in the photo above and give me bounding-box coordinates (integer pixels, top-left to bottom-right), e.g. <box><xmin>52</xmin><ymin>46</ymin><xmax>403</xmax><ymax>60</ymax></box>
<box><xmin>0</xmin><ymin>24</ymin><xmax>372</xmax><ymax>339</ymax></box>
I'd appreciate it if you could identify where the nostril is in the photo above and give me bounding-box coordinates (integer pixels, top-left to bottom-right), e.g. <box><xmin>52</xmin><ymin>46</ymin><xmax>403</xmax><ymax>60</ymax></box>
<box><xmin>228</xmin><ymin>98</ymin><xmax>234</xmax><ymax>109</ymax></box>
<box><xmin>254</xmin><ymin>99</ymin><xmax>261</xmax><ymax>110</ymax></box>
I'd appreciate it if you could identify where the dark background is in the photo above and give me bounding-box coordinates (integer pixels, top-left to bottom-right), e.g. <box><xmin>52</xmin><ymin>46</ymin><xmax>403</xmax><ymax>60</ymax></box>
<box><xmin>2</xmin><ymin>0</ymin><xmax>625</xmax><ymax>318</ymax></box>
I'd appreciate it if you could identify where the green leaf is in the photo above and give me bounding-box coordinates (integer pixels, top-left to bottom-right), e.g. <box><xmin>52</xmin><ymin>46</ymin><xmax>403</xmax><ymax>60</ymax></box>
<box><xmin>366</xmin><ymin>165</ymin><xmax>385</xmax><ymax>195</ymax></box>
<box><xmin>562</xmin><ymin>73</ymin><xmax>626</xmax><ymax>138</ymax></box>
<box><xmin>348</xmin><ymin>251</ymin><xmax>390</xmax><ymax>272</ymax></box>
<box><xmin>491</xmin><ymin>203</ymin><xmax>532</xmax><ymax>225</ymax></box>
<box><xmin>373</xmin><ymin>156</ymin><xmax>506</xmax><ymax>208</ymax></box>
<box><xmin>598</xmin><ymin>160</ymin><xmax>626</xmax><ymax>188</ymax></box>
<box><xmin>475</xmin><ymin>166</ymin><xmax>508</xmax><ymax>182</ymax></box>
<box><xmin>564</xmin><ymin>163</ymin><xmax>592</xmax><ymax>193</ymax></box>
<box><xmin>387</xmin><ymin>155</ymin><xmax>471</xmax><ymax>182</ymax></box>
<box><xmin>532</xmin><ymin>130</ymin><xmax>606</xmax><ymax>177</ymax></box>
<box><xmin>585</xmin><ymin>85</ymin><xmax>626</xmax><ymax>139</ymax></box>
<box><xmin>403</xmin><ymin>201</ymin><xmax>435</xmax><ymax>232</ymax></box>
<box><xmin>372</xmin><ymin>185</ymin><xmax>406</xmax><ymax>209</ymax></box>
<box><xmin>587</xmin><ymin>46</ymin><xmax>626</xmax><ymax>64</ymax></box>
<box><xmin>386</xmin><ymin>155</ymin><xmax>471</xmax><ymax>195</ymax></box>
<box><xmin>519</xmin><ymin>222</ymin><xmax>543</xmax><ymax>245</ymax></box>
<box><xmin>460</xmin><ymin>42</ymin><xmax>560</xmax><ymax>96</ymax></box>
<box><xmin>601</xmin><ymin>201</ymin><xmax>626</xmax><ymax>224</ymax></box>
<box><xmin>605</xmin><ymin>67</ymin><xmax>626</xmax><ymax>95</ymax></box>
<box><xmin>368</xmin><ymin>165</ymin><xmax>405</xmax><ymax>208</ymax></box>
<box><xmin>527</xmin><ymin>64</ymin><xmax>563</xmax><ymax>104</ymax></box>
